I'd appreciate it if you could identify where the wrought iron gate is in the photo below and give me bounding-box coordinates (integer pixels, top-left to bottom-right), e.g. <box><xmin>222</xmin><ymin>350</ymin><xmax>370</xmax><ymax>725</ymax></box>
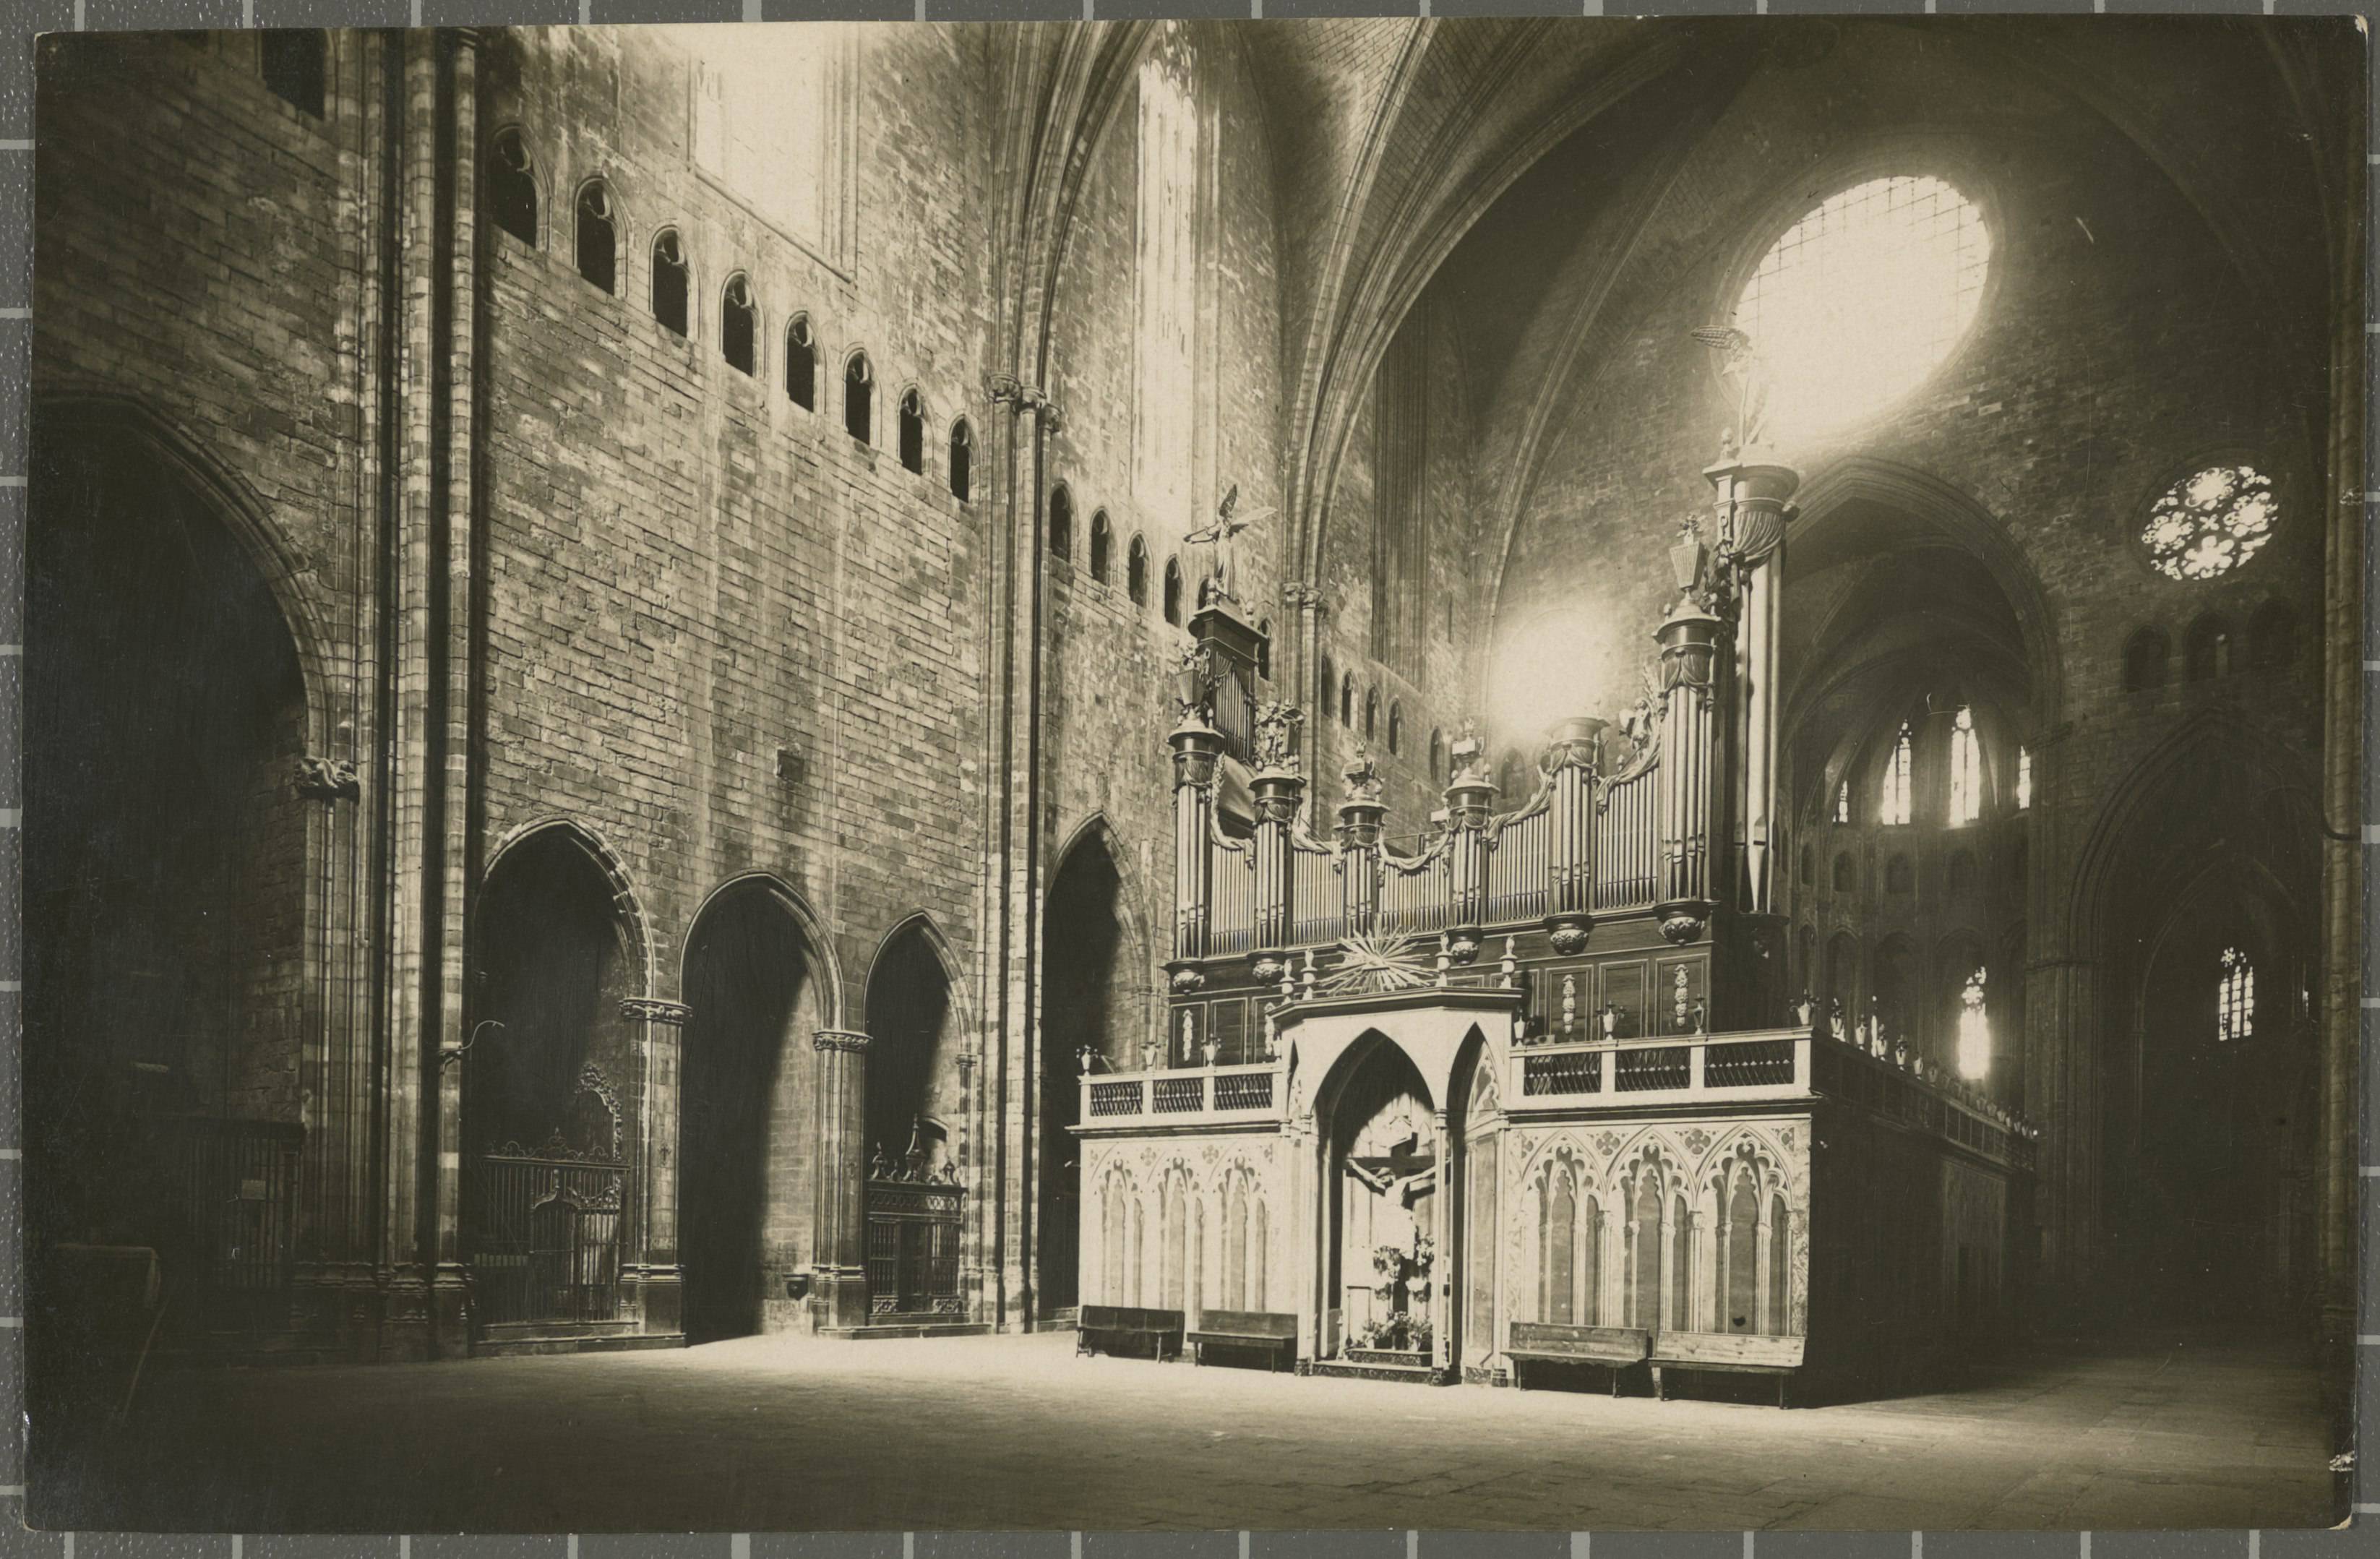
<box><xmin>468</xmin><ymin>1062</ymin><xmax>627</xmax><ymax>1329</ymax></box>
<box><xmin>865</xmin><ymin>1174</ymin><xmax>964</xmax><ymax>1318</ymax></box>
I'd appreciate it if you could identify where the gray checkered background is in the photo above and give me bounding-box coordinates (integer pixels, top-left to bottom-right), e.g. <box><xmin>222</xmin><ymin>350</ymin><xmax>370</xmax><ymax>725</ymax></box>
<box><xmin>0</xmin><ymin>0</ymin><xmax>2372</xmax><ymax>1552</ymax></box>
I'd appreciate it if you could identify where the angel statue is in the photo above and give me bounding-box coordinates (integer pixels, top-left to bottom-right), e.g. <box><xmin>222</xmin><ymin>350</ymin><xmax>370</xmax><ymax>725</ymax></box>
<box><xmin>1253</xmin><ymin>699</ymin><xmax>1305</xmax><ymax>772</ymax></box>
<box><xmin>1184</xmin><ymin>483</ymin><xmax>1276</xmax><ymax>608</ymax></box>
<box><xmin>1691</xmin><ymin>325</ymin><xmax>1774</xmax><ymax>457</ymax></box>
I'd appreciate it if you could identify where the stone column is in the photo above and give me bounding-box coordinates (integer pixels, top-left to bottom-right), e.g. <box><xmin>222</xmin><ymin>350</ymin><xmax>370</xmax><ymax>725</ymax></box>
<box><xmin>812</xmin><ymin>1028</ymin><xmax>874</xmax><ymax>1331</ymax></box>
<box><xmin>1431</xmin><ymin>1110</ymin><xmax>1453</xmax><ymax>1380</ymax></box>
<box><xmin>622</xmin><ymin>998</ymin><xmax>690</xmax><ymax>1337</ymax></box>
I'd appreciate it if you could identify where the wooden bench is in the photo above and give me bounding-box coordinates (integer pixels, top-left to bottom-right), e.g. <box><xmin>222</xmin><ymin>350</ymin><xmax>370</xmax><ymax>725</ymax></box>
<box><xmin>1650</xmin><ymin>1331</ymin><xmax>1807</xmax><ymax>1407</ymax></box>
<box><xmin>1504</xmin><ymin>1322</ymin><xmax>1651</xmax><ymax>1395</ymax></box>
<box><xmin>1187</xmin><ymin>1309</ymin><xmax>1298</xmax><ymax>1372</ymax></box>
<box><xmin>1076</xmin><ymin>1303</ymin><xmax>1185</xmax><ymax>1362</ymax></box>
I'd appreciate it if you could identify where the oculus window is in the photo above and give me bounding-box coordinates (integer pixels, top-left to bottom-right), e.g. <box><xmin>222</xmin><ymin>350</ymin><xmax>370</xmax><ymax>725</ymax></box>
<box><xmin>1735</xmin><ymin>175</ymin><xmax>1990</xmax><ymax>442</ymax></box>
<box><xmin>2141</xmin><ymin>464</ymin><xmax>2278</xmax><ymax>581</ymax></box>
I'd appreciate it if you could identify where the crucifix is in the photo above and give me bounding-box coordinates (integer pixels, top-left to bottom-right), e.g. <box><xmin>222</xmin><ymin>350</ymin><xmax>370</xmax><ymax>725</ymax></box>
<box><xmin>1183</xmin><ymin>483</ymin><xmax>1276</xmax><ymax>609</ymax></box>
<box><xmin>1691</xmin><ymin>324</ymin><xmax>1774</xmax><ymax>457</ymax></box>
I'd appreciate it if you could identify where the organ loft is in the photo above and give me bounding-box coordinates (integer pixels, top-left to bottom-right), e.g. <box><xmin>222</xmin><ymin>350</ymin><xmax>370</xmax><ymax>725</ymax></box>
<box><xmin>1069</xmin><ymin>396</ymin><xmax>2040</xmax><ymax>1399</ymax></box>
<box><xmin>22</xmin><ymin>13</ymin><xmax>2358</xmax><ymax>1480</ymax></box>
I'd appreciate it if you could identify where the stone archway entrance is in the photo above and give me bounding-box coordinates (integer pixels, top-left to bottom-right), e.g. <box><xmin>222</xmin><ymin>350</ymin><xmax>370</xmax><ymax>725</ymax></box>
<box><xmin>1324</xmin><ymin>1039</ymin><xmax>1436</xmax><ymax>1365</ymax></box>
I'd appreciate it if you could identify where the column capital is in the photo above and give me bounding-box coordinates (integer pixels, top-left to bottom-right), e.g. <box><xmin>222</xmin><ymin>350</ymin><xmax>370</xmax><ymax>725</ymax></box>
<box><xmin>620</xmin><ymin>997</ymin><xmax>692</xmax><ymax>1026</ymax></box>
<box><xmin>813</xmin><ymin>1028</ymin><xmax>872</xmax><ymax>1054</ymax></box>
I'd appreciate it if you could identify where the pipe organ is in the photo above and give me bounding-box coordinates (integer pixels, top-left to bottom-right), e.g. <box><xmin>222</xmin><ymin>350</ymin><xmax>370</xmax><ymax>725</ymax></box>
<box><xmin>1074</xmin><ymin>453</ymin><xmax>2038</xmax><ymax>1402</ymax></box>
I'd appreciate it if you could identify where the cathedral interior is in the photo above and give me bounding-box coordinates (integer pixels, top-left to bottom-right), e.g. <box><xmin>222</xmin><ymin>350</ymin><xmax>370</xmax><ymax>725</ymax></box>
<box><xmin>22</xmin><ymin>12</ymin><xmax>2365</xmax><ymax>1532</ymax></box>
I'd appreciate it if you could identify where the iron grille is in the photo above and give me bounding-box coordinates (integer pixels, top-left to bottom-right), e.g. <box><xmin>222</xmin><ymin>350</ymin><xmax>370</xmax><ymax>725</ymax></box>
<box><xmin>1614</xmin><ymin>1045</ymin><xmax>1691</xmax><ymax>1093</ymax></box>
<box><xmin>1704</xmin><ymin>1038</ymin><xmax>1796</xmax><ymax>1088</ymax></box>
<box><xmin>1212</xmin><ymin>1070</ymin><xmax>1274</xmax><ymax>1111</ymax></box>
<box><xmin>1523</xmin><ymin>1050</ymin><xmax>1601</xmax><ymax>1096</ymax></box>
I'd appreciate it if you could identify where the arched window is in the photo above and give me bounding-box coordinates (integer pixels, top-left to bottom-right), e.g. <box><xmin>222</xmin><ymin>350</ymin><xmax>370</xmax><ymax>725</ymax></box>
<box><xmin>785</xmin><ymin>316</ymin><xmax>817</xmax><ymax>411</ymax></box>
<box><xmin>2218</xmin><ymin>947</ymin><xmax>2255</xmax><ymax>1042</ymax></box>
<box><xmin>948</xmin><ymin>421</ymin><xmax>972</xmax><ymax>502</ymax></box>
<box><xmin>1497</xmin><ymin>752</ymin><xmax>1524</xmax><ymax>799</ymax></box>
<box><xmin>261</xmin><ymin>29</ymin><xmax>326</xmax><ymax>118</ymax></box>
<box><xmin>1340</xmin><ymin>674</ymin><xmax>1355</xmax><ymax>726</ymax></box>
<box><xmin>650</xmin><ymin>229</ymin><xmax>689</xmax><ymax>338</ymax></box>
<box><xmin>2014</xmin><ymin>745</ymin><xmax>2032</xmax><ymax>811</ymax></box>
<box><xmin>1127</xmin><ymin>536</ymin><xmax>1149</xmax><ymax>606</ymax></box>
<box><xmin>1797</xmin><ymin>843</ymin><xmax>1813</xmax><ymax>886</ymax></box>
<box><xmin>1834</xmin><ymin>778</ymin><xmax>1851</xmax><ymax>825</ymax></box>
<box><xmin>1387</xmin><ymin>703</ymin><xmax>1402</xmax><ymax>757</ymax></box>
<box><xmin>898</xmin><ymin>390</ymin><xmax>926</xmax><ymax>474</ymax></box>
<box><xmin>1831</xmin><ymin>852</ymin><xmax>1854</xmax><ymax>893</ymax></box>
<box><xmin>1363</xmin><ymin>690</ymin><xmax>1378</xmax><ymax>743</ymax></box>
<box><xmin>1879</xmin><ymin>723</ymin><xmax>1914</xmax><ymax>826</ymax></box>
<box><xmin>2123</xmin><ymin>627</ymin><xmax>2171</xmax><ymax>691</ymax></box>
<box><xmin>1949</xmin><ymin>705</ymin><xmax>1982</xmax><ymax>825</ymax></box>
<box><xmin>1947</xmin><ymin>849</ymin><xmax>1976</xmax><ymax>898</ymax></box>
<box><xmin>574</xmin><ymin>182</ymin><xmax>617</xmax><ymax>293</ymax></box>
<box><xmin>1163</xmin><ymin>559</ymin><xmax>1184</xmax><ymax>627</ymax></box>
<box><xmin>1256</xmin><ymin>619</ymin><xmax>1272</xmax><ymax>682</ymax></box>
<box><xmin>1955</xmin><ymin>967</ymin><xmax>1990</xmax><ymax>1079</ymax></box>
<box><xmin>1732</xmin><ymin>174</ymin><xmax>1990</xmax><ymax>442</ymax></box>
<box><xmin>487</xmin><ymin>128</ymin><xmax>538</xmax><ymax>246</ymax></box>
<box><xmin>2184</xmin><ymin>615</ymin><xmax>2233</xmax><ymax>682</ymax></box>
<box><xmin>2251</xmin><ymin>600</ymin><xmax>2296</xmax><ymax>672</ymax></box>
<box><xmin>1319</xmin><ymin>655</ymin><xmax>1335</xmax><ymax>718</ymax></box>
<box><xmin>1885</xmin><ymin>854</ymin><xmax>1913</xmax><ymax>895</ymax></box>
<box><xmin>1428</xmin><ymin>729</ymin><xmax>1445</xmax><ymax>786</ymax></box>
<box><xmin>2141</xmin><ymin>465</ymin><xmax>2278</xmax><ymax>581</ymax></box>
<box><xmin>720</xmin><ymin>273</ymin><xmax>757</xmax><ymax>376</ymax></box>
<box><xmin>843</xmin><ymin>353</ymin><xmax>873</xmax><ymax>443</ymax></box>
<box><xmin>1089</xmin><ymin>512</ymin><xmax>1112</xmax><ymax>583</ymax></box>
<box><xmin>1048</xmin><ymin>486</ymin><xmax>1074</xmax><ymax>563</ymax></box>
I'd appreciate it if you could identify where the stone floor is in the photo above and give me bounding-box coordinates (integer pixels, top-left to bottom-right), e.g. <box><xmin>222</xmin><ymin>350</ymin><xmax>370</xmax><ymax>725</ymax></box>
<box><xmin>43</xmin><ymin>1324</ymin><xmax>2337</xmax><ymax>1534</ymax></box>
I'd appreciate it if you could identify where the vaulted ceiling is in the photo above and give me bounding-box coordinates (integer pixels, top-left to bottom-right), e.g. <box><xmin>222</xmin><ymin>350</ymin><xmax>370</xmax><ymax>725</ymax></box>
<box><xmin>1208</xmin><ymin>15</ymin><xmax>2352</xmax><ymax>590</ymax></box>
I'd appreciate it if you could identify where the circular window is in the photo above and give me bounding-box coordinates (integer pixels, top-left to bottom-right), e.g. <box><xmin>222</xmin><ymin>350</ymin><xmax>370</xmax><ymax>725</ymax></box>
<box><xmin>2140</xmin><ymin>464</ymin><xmax>2279</xmax><ymax>581</ymax></box>
<box><xmin>1733</xmin><ymin>174</ymin><xmax>1991</xmax><ymax>442</ymax></box>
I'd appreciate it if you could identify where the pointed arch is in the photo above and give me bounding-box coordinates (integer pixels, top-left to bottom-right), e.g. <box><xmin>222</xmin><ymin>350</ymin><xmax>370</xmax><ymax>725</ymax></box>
<box><xmin>33</xmin><ymin>394</ymin><xmax>336</xmax><ymax>726</ymax></box>
<box><xmin>481</xmin><ymin>816</ymin><xmax>658</xmax><ymax>1001</ymax></box>
<box><xmin>676</xmin><ymin>869</ymin><xmax>844</xmax><ymax>1026</ymax></box>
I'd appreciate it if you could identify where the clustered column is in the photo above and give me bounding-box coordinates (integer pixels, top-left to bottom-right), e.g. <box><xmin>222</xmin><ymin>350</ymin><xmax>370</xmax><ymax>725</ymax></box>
<box><xmin>811</xmin><ymin>1028</ymin><xmax>873</xmax><ymax>1330</ymax></box>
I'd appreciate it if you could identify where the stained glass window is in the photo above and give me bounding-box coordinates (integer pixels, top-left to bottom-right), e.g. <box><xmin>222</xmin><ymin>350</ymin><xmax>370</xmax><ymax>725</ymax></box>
<box><xmin>2014</xmin><ymin>744</ymin><xmax>2032</xmax><ymax>811</ymax></box>
<box><xmin>1834</xmin><ymin>778</ymin><xmax>1850</xmax><ymax>824</ymax></box>
<box><xmin>2218</xmin><ymin>946</ymin><xmax>2255</xmax><ymax>1043</ymax></box>
<box><xmin>1734</xmin><ymin>175</ymin><xmax>1990</xmax><ymax>442</ymax></box>
<box><xmin>1956</xmin><ymin>969</ymin><xmax>1990</xmax><ymax>1080</ymax></box>
<box><xmin>2141</xmin><ymin>465</ymin><xmax>2278</xmax><ymax>581</ymax></box>
<box><xmin>1949</xmin><ymin>705</ymin><xmax>1982</xmax><ymax>825</ymax></box>
<box><xmin>1880</xmin><ymin>723</ymin><xmax>1914</xmax><ymax>826</ymax></box>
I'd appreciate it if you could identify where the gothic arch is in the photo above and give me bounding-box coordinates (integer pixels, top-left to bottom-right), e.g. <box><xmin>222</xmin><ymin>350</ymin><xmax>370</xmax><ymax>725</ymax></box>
<box><xmin>1789</xmin><ymin>458</ymin><xmax>2064</xmax><ymax>726</ymax></box>
<box><xmin>678</xmin><ymin>869</ymin><xmax>844</xmax><ymax>1026</ymax></box>
<box><xmin>34</xmin><ymin>392</ymin><xmax>338</xmax><ymax>734</ymax></box>
<box><xmin>863</xmin><ymin>911</ymin><xmax>974</xmax><ymax>1039</ymax></box>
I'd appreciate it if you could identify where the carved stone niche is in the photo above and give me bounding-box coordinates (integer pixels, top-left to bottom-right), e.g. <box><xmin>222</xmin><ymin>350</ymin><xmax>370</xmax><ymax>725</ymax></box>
<box><xmin>293</xmin><ymin>755</ymin><xmax>360</xmax><ymax>802</ymax></box>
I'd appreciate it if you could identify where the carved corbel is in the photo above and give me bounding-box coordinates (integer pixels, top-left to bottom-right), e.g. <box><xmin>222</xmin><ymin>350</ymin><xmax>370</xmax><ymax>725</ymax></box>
<box><xmin>294</xmin><ymin>755</ymin><xmax>360</xmax><ymax>802</ymax></box>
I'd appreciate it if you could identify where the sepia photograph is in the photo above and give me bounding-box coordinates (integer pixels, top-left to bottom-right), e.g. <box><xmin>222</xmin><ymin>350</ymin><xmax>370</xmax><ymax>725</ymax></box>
<box><xmin>21</xmin><ymin>10</ymin><xmax>2368</xmax><ymax>1534</ymax></box>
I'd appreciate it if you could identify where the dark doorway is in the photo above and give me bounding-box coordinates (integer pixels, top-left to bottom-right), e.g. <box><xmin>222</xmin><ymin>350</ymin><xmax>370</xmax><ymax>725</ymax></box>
<box><xmin>679</xmin><ymin>882</ymin><xmax>822</xmax><ymax>1343</ymax></box>
<box><xmin>465</xmin><ymin>829</ymin><xmax>640</xmax><ymax>1334</ymax></box>
<box><xmin>862</xmin><ymin>923</ymin><xmax>966</xmax><ymax>1320</ymax></box>
<box><xmin>27</xmin><ymin>416</ymin><xmax>311</xmax><ymax>1415</ymax></box>
<box><xmin>1039</xmin><ymin>828</ymin><xmax>1141</xmax><ymax>1318</ymax></box>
